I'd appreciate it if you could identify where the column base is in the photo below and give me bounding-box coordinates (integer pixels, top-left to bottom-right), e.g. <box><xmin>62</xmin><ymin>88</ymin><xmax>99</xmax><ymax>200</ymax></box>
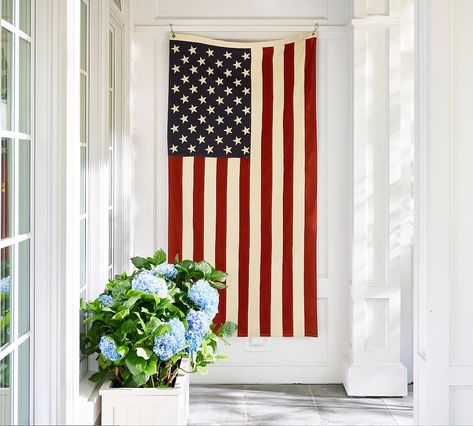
<box><xmin>343</xmin><ymin>363</ymin><xmax>408</xmax><ymax>397</ymax></box>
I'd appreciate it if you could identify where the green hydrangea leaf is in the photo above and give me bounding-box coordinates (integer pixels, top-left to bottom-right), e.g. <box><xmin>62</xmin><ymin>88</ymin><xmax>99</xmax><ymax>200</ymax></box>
<box><xmin>207</xmin><ymin>270</ymin><xmax>228</xmax><ymax>283</ymax></box>
<box><xmin>153</xmin><ymin>249</ymin><xmax>167</xmax><ymax>265</ymax></box>
<box><xmin>125</xmin><ymin>351</ymin><xmax>147</xmax><ymax>375</ymax></box>
<box><xmin>132</xmin><ymin>372</ymin><xmax>150</xmax><ymax>387</ymax></box>
<box><xmin>194</xmin><ymin>261</ymin><xmax>212</xmax><ymax>276</ymax></box>
<box><xmin>215</xmin><ymin>321</ymin><xmax>238</xmax><ymax>337</ymax></box>
<box><xmin>130</xmin><ymin>256</ymin><xmax>146</xmax><ymax>268</ymax></box>
<box><xmin>153</xmin><ymin>324</ymin><xmax>172</xmax><ymax>337</ymax></box>
<box><xmin>210</xmin><ymin>281</ymin><xmax>228</xmax><ymax>290</ymax></box>
<box><xmin>88</xmin><ymin>371</ymin><xmax>105</xmax><ymax>383</ymax></box>
<box><xmin>144</xmin><ymin>355</ymin><xmax>158</xmax><ymax>376</ymax></box>
<box><xmin>124</xmin><ymin>295</ymin><xmax>141</xmax><ymax>310</ymax></box>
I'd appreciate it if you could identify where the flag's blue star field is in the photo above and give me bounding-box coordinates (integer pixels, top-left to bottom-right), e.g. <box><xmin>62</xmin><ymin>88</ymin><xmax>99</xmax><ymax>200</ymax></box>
<box><xmin>168</xmin><ymin>40</ymin><xmax>251</xmax><ymax>158</ymax></box>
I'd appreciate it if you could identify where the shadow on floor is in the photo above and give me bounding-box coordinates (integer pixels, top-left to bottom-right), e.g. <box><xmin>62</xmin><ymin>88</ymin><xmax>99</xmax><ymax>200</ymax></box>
<box><xmin>189</xmin><ymin>384</ymin><xmax>413</xmax><ymax>425</ymax></box>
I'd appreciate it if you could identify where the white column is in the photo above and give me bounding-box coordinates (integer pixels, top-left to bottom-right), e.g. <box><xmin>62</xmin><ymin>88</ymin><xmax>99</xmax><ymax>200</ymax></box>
<box><xmin>344</xmin><ymin>0</ymin><xmax>409</xmax><ymax>397</ymax></box>
<box><xmin>415</xmin><ymin>0</ymin><xmax>473</xmax><ymax>424</ymax></box>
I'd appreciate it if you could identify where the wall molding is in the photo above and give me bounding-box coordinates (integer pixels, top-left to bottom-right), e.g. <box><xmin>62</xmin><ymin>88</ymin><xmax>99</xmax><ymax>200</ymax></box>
<box><xmin>133</xmin><ymin>23</ymin><xmax>349</xmax><ymax>35</ymax></box>
<box><xmin>154</xmin><ymin>0</ymin><xmax>329</xmax><ymax>21</ymax></box>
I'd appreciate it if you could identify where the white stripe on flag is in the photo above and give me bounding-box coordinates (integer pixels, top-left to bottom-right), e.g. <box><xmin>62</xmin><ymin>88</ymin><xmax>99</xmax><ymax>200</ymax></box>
<box><xmin>203</xmin><ymin>158</ymin><xmax>217</xmax><ymax>265</ymax></box>
<box><xmin>247</xmin><ymin>47</ymin><xmax>263</xmax><ymax>336</ymax></box>
<box><xmin>182</xmin><ymin>157</ymin><xmax>194</xmax><ymax>260</ymax></box>
<box><xmin>271</xmin><ymin>43</ymin><xmax>285</xmax><ymax>337</ymax></box>
<box><xmin>225</xmin><ymin>158</ymin><xmax>240</xmax><ymax>324</ymax></box>
<box><xmin>292</xmin><ymin>39</ymin><xmax>306</xmax><ymax>336</ymax></box>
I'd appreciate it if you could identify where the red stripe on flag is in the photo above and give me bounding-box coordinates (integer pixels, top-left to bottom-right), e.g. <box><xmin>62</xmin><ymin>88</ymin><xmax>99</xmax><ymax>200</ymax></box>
<box><xmin>168</xmin><ymin>156</ymin><xmax>183</xmax><ymax>262</ymax></box>
<box><xmin>193</xmin><ymin>157</ymin><xmax>205</xmax><ymax>261</ymax></box>
<box><xmin>304</xmin><ymin>37</ymin><xmax>318</xmax><ymax>337</ymax></box>
<box><xmin>282</xmin><ymin>43</ymin><xmax>295</xmax><ymax>337</ymax></box>
<box><xmin>238</xmin><ymin>158</ymin><xmax>250</xmax><ymax>336</ymax></box>
<box><xmin>214</xmin><ymin>158</ymin><xmax>228</xmax><ymax>329</ymax></box>
<box><xmin>259</xmin><ymin>46</ymin><xmax>274</xmax><ymax>336</ymax></box>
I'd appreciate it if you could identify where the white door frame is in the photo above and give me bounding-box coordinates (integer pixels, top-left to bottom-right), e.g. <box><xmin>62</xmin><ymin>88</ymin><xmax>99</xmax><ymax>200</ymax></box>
<box><xmin>414</xmin><ymin>0</ymin><xmax>473</xmax><ymax>423</ymax></box>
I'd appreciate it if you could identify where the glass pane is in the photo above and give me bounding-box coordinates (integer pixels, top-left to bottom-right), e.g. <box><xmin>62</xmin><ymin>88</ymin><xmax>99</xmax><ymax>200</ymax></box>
<box><xmin>0</xmin><ymin>354</ymin><xmax>11</xmax><ymax>425</ymax></box>
<box><xmin>1</xmin><ymin>139</ymin><xmax>13</xmax><ymax>240</ymax></box>
<box><xmin>19</xmin><ymin>0</ymin><xmax>31</xmax><ymax>35</ymax></box>
<box><xmin>108</xmin><ymin>149</ymin><xmax>113</xmax><ymax>206</ymax></box>
<box><xmin>19</xmin><ymin>39</ymin><xmax>31</xmax><ymax>134</ymax></box>
<box><xmin>108</xmin><ymin>92</ymin><xmax>113</xmax><ymax>141</ymax></box>
<box><xmin>79</xmin><ymin>290</ymin><xmax>87</xmax><ymax>380</ymax></box>
<box><xmin>80</xmin><ymin>146</ymin><xmax>86</xmax><ymax>215</ymax></box>
<box><xmin>19</xmin><ymin>140</ymin><xmax>30</xmax><ymax>234</ymax></box>
<box><xmin>18</xmin><ymin>239</ymin><xmax>30</xmax><ymax>336</ymax></box>
<box><xmin>18</xmin><ymin>339</ymin><xmax>30</xmax><ymax>425</ymax></box>
<box><xmin>0</xmin><ymin>246</ymin><xmax>12</xmax><ymax>349</ymax></box>
<box><xmin>80</xmin><ymin>1</ymin><xmax>87</xmax><ymax>72</ymax></box>
<box><xmin>108</xmin><ymin>209</ymin><xmax>113</xmax><ymax>267</ymax></box>
<box><xmin>80</xmin><ymin>74</ymin><xmax>86</xmax><ymax>144</ymax></box>
<box><xmin>109</xmin><ymin>31</ymin><xmax>113</xmax><ymax>88</ymax></box>
<box><xmin>80</xmin><ymin>218</ymin><xmax>86</xmax><ymax>287</ymax></box>
<box><xmin>1</xmin><ymin>0</ymin><xmax>13</xmax><ymax>24</ymax></box>
<box><xmin>1</xmin><ymin>29</ymin><xmax>13</xmax><ymax>131</ymax></box>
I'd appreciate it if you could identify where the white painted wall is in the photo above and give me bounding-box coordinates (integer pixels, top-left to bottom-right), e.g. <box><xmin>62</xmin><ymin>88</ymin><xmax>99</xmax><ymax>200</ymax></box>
<box><xmin>131</xmin><ymin>0</ymin><xmax>413</xmax><ymax>385</ymax></box>
<box><xmin>415</xmin><ymin>0</ymin><xmax>473</xmax><ymax>423</ymax></box>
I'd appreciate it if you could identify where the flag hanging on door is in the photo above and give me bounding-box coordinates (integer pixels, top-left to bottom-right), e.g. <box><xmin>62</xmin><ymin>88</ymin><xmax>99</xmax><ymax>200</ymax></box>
<box><xmin>167</xmin><ymin>33</ymin><xmax>318</xmax><ymax>337</ymax></box>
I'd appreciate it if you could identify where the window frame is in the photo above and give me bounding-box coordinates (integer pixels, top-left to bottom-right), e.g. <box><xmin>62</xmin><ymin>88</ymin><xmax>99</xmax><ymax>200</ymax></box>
<box><xmin>0</xmin><ymin>0</ymin><xmax>35</xmax><ymax>424</ymax></box>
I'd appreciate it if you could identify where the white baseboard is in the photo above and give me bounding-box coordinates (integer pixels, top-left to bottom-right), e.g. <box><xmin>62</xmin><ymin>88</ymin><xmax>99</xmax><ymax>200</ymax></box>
<box><xmin>343</xmin><ymin>363</ymin><xmax>408</xmax><ymax>397</ymax></box>
<box><xmin>190</xmin><ymin>365</ymin><xmax>344</xmax><ymax>384</ymax></box>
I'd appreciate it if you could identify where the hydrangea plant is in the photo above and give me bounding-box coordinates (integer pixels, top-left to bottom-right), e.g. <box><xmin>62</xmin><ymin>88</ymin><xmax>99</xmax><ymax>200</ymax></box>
<box><xmin>80</xmin><ymin>249</ymin><xmax>237</xmax><ymax>388</ymax></box>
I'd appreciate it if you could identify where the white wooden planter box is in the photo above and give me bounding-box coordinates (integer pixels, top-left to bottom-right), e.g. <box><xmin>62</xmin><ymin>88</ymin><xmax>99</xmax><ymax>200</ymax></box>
<box><xmin>99</xmin><ymin>360</ymin><xmax>189</xmax><ymax>426</ymax></box>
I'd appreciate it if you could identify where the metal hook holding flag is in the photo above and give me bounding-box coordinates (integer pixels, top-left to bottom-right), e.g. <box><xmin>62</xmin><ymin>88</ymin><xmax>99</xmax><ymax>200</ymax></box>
<box><xmin>170</xmin><ymin>24</ymin><xmax>176</xmax><ymax>39</ymax></box>
<box><xmin>312</xmin><ymin>23</ymin><xmax>319</xmax><ymax>36</ymax></box>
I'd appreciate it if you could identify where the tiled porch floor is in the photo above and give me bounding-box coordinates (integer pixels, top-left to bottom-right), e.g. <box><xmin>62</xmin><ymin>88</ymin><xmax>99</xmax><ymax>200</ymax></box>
<box><xmin>189</xmin><ymin>384</ymin><xmax>413</xmax><ymax>425</ymax></box>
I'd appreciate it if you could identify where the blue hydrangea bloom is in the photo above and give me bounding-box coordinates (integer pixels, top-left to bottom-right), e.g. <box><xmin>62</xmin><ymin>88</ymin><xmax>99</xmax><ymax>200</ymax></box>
<box><xmin>0</xmin><ymin>276</ymin><xmax>10</xmax><ymax>294</ymax></box>
<box><xmin>98</xmin><ymin>294</ymin><xmax>114</xmax><ymax>307</ymax></box>
<box><xmin>188</xmin><ymin>279</ymin><xmax>219</xmax><ymax>320</ymax></box>
<box><xmin>154</xmin><ymin>263</ymin><xmax>178</xmax><ymax>281</ymax></box>
<box><xmin>132</xmin><ymin>270</ymin><xmax>168</xmax><ymax>298</ymax></box>
<box><xmin>186</xmin><ymin>310</ymin><xmax>211</xmax><ymax>352</ymax></box>
<box><xmin>153</xmin><ymin>318</ymin><xmax>186</xmax><ymax>361</ymax></box>
<box><xmin>98</xmin><ymin>336</ymin><xmax>122</xmax><ymax>361</ymax></box>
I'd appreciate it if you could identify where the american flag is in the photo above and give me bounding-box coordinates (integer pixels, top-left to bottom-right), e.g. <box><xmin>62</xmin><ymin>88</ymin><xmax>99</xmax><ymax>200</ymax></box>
<box><xmin>167</xmin><ymin>33</ymin><xmax>317</xmax><ymax>337</ymax></box>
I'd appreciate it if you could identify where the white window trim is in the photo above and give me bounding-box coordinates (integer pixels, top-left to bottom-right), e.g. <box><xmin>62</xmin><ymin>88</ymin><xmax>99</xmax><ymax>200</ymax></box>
<box><xmin>34</xmin><ymin>0</ymin><xmax>131</xmax><ymax>422</ymax></box>
<box><xmin>34</xmin><ymin>0</ymin><xmax>81</xmax><ymax>424</ymax></box>
<box><xmin>78</xmin><ymin>0</ymin><xmax>132</xmax><ymax>424</ymax></box>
